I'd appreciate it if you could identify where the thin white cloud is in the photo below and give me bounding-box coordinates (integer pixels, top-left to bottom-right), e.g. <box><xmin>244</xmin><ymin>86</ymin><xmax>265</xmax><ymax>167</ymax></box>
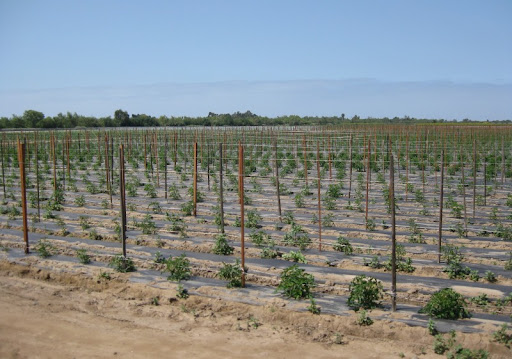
<box><xmin>0</xmin><ymin>79</ymin><xmax>510</xmax><ymax>120</ymax></box>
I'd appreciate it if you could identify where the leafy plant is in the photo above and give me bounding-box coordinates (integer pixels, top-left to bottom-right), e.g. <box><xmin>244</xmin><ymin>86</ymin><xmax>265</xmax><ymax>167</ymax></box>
<box><xmin>74</xmin><ymin>194</ymin><xmax>85</xmax><ymax>207</ymax></box>
<box><xmin>76</xmin><ymin>248</ymin><xmax>91</xmax><ymax>264</ymax></box>
<box><xmin>165</xmin><ymin>254</ymin><xmax>191</xmax><ymax>281</ymax></box>
<box><xmin>108</xmin><ymin>254</ymin><xmax>136</xmax><ymax>273</ymax></box>
<box><xmin>365</xmin><ymin>218</ymin><xmax>376</xmax><ymax>231</ymax></box>
<box><xmin>218</xmin><ymin>259</ymin><xmax>243</xmax><ymax>288</ymax></box>
<box><xmin>168</xmin><ymin>183</ymin><xmax>181</xmax><ymax>200</ymax></box>
<box><xmin>176</xmin><ymin>284</ymin><xmax>189</xmax><ymax>299</ymax></box>
<box><xmin>144</xmin><ymin>183</ymin><xmax>157</xmax><ymax>198</ymax></box>
<box><xmin>282</xmin><ymin>250</ymin><xmax>307</xmax><ymax>263</ymax></box>
<box><xmin>356</xmin><ymin>310</ymin><xmax>373</xmax><ymax>326</ymax></box>
<box><xmin>35</xmin><ymin>239</ymin><xmax>56</xmax><ymax>258</ymax></box>
<box><xmin>333</xmin><ymin>236</ymin><xmax>353</xmax><ymax>255</ymax></box>
<box><xmin>428</xmin><ymin>318</ymin><xmax>438</xmax><ymax>336</ymax></box>
<box><xmin>347</xmin><ymin>275</ymin><xmax>383</xmax><ymax>311</ymax></box>
<box><xmin>419</xmin><ymin>288</ymin><xmax>471</xmax><ymax>320</ymax></box>
<box><xmin>484</xmin><ymin>270</ymin><xmax>497</xmax><ymax>283</ymax></box>
<box><xmin>277</xmin><ymin>264</ymin><xmax>315</xmax><ymax>300</ymax></box>
<box><xmin>180</xmin><ymin>201</ymin><xmax>194</xmax><ymax>216</ymax></box>
<box><xmin>493</xmin><ymin>324</ymin><xmax>512</xmax><ymax>348</ymax></box>
<box><xmin>212</xmin><ymin>233</ymin><xmax>234</xmax><ymax>255</ymax></box>
<box><xmin>505</xmin><ymin>252</ymin><xmax>512</xmax><ymax>270</ymax></box>
<box><xmin>283</xmin><ymin>223</ymin><xmax>311</xmax><ymax>250</ymax></box>
<box><xmin>260</xmin><ymin>247</ymin><xmax>278</xmax><ymax>259</ymax></box>
<box><xmin>307</xmin><ymin>298</ymin><xmax>321</xmax><ymax>314</ymax></box>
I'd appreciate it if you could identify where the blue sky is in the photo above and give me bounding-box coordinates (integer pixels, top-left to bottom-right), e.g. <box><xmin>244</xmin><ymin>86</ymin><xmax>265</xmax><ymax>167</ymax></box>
<box><xmin>0</xmin><ymin>0</ymin><xmax>511</xmax><ymax>120</ymax></box>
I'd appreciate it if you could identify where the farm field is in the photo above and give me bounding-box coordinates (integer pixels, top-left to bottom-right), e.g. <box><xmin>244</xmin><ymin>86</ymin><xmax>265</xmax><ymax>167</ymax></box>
<box><xmin>1</xmin><ymin>125</ymin><xmax>512</xmax><ymax>358</ymax></box>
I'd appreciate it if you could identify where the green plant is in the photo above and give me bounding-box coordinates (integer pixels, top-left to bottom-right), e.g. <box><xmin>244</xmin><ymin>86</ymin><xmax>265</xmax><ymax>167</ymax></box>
<box><xmin>433</xmin><ymin>331</ymin><xmax>457</xmax><ymax>355</ymax></box>
<box><xmin>484</xmin><ymin>270</ymin><xmax>497</xmax><ymax>283</ymax></box>
<box><xmin>365</xmin><ymin>218</ymin><xmax>376</xmax><ymax>231</ymax></box>
<box><xmin>35</xmin><ymin>239</ymin><xmax>56</xmax><ymax>258</ymax></box>
<box><xmin>282</xmin><ymin>250</ymin><xmax>307</xmax><ymax>263</ymax></box>
<box><xmin>212</xmin><ymin>233</ymin><xmax>234</xmax><ymax>255</ymax></box>
<box><xmin>168</xmin><ymin>183</ymin><xmax>182</xmax><ymax>200</ymax></box>
<box><xmin>260</xmin><ymin>247</ymin><xmax>278</xmax><ymax>259</ymax></box>
<box><xmin>138</xmin><ymin>214</ymin><xmax>157</xmax><ymax>234</ymax></box>
<box><xmin>428</xmin><ymin>318</ymin><xmax>438</xmax><ymax>336</ymax></box>
<box><xmin>108</xmin><ymin>254</ymin><xmax>136</xmax><ymax>273</ymax></box>
<box><xmin>505</xmin><ymin>252</ymin><xmax>512</xmax><ymax>270</ymax></box>
<box><xmin>249</xmin><ymin>230</ymin><xmax>273</xmax><ymax>248</ymax></box>
<box><xmin>176</xmin><ymin>284</ymin><xmax>189</xmax><ymax>299</ymax></box>
<box><xmin>347</xmin><ymin>275</ymin><xmax>383</xmax><ymax>311</ymax></box>
<box><xmin>493</xmin><ymin>324</ymin><xmax>512</xmax><ymax>348</ymax></box>
<box><xmin>419</xmin><ymin>288</ymin><xmax>471</xmax><ymax>320</ymax></box>
<box><xmin>218</xmin><ymin>259</ymin><xmax>243</xmax><ymax>288</ymax></box>
<box><xmin>76</xmin><ymin>249</ymin><xmax>91</xmax><ymax>264</ymax></box>
<box><xmin>144</xmin><ymin>183</ymin><xmax>157</xmax><ymax>198</ymax></box>
<box><xmin>333</xmin><ymin>236</ymin><xmax>353</xmax><ymax>255</ymax></box>
<box><xmin>283</xmin><ymin>211</ymin><xmax>294</xmax><ymax>224</ymax></box>
<box><xmin>470</xmin><ymin>293</ymin><xmax>490</xmax><ymax>306</ymax></box>
<box><xmin>148</xmin><ymin>201</ymin><xmax>162</xmax><ymax>214</ymax></box>
<box><xmin>356</xmin><ymin>310</ymin><xmax>373</xmax><ymax>326</ymax></box>
<box><xmin>307</xmin><ymin>298</ymin><xmax>321</xmax><ymax>314</ymax></box>
<box><xmin>165</xmin><ymin>254</ymin><xmax>191</xmax><ymax>281</ymax></box>
<box><xmin>74</xmin><ymin>194</ymin><xmax>85</xmax><ymax>207</ymax></box>
<box><xmin>246</xmin><ymin>209</ymin><xmax>262</xmax><ymax>228</ymax></box>
<box><xmin>322</xmin><ymin>213</ymin><xmax>335</xmax><ymax>227</ymax></box>
<box><xmin>364</xmin><ymin>255</ymin><xmax>382</xmax><ymax>269</ymax></box>
<box><xmin>407</xmin><ymin>218</ymin><xmax>425</xmax><ymax>243</ymax></box>
<box><xmin>283</xmin><ymin>223</ymin><xmax>311</xmax><ymax>250</ymax></box>
<box><xmin>154</xmin><ymin>251</ymin><xmax>166</xmax><ymax>264</ymax></box>
<box><xmin>180</xmin><ymin>201</ymin><xmax>194</xmax><ymax>216</ymax></box>
<box><xmin>277</xmin><ymin>264</ymin><xmax>315</xmax><ymax>300</ymax></box>
<box><xmin>88</xmin><ymin>229</ymin><xmax>102</xmax><ymax>240</ymax></box>
<box><xmin>98</xmin><ymin>271</ymin><xmax>111</xmax><ymax>280</ymax></box>
<box><xmin>442</xmin><ymin>245</ymin><xmax>472</xmax><ymax>279</ymax></box>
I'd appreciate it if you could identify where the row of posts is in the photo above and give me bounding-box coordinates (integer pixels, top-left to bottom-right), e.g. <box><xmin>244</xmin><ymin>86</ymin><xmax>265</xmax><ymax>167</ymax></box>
<box><xmin>15</xmin><ymin>137</ymin><xmax>452</xmax><ymax>312</ymax></box>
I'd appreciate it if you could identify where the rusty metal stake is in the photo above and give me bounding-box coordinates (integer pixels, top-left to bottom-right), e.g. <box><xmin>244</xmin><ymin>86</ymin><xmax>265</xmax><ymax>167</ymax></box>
<box><xmin>18</xmin><ymin>140</ymin><xmax>29</xmax><ymax>254</ymax></box>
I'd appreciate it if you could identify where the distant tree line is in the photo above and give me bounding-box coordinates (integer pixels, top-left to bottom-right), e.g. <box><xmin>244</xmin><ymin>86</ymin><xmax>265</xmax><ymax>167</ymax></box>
<box><xmin>0</xmin><ymin>109</ymin><xmax>508</xmax><ymax>129</ymax></box>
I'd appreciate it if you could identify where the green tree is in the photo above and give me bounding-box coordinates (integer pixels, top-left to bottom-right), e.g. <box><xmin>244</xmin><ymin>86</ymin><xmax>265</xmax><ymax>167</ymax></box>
<box><xmin>23</xmin><ymin>110</ymin><xmax>45</xmax><ymax>128</ymax></box>
<box><xmin>114</xmin><ymin>109</ymin><xmax>130</xmax><ymax>126</ymax></box>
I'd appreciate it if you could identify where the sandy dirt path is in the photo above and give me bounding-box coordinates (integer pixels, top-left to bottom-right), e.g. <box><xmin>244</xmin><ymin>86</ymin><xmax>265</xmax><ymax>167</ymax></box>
<box><xmin>0</xmin><ymin>261</ymin><xmax>506</xmax><ymax>359</ymax></box>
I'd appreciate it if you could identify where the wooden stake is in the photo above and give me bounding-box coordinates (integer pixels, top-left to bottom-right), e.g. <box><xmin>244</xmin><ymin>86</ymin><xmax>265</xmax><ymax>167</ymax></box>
<box><xmin>316</xmin><ymin>142</ymin><xmax>322</xmax><ymax>252</ymax></box>
<box><xmin>438</xmin><ymin>149</ymin><xmax>445</xmax><ymax>263</ymax></box>
<box><xmin>239</xmin><ymin>143</ymin><xmax>246</xmax><ymax>287</ymax></box>
<box><xmin>18</xmin><ymin>140</ymin><xmax>29</xmax><ymax>254</ymax></box>
<box><xmin>119</xmin><ymin>144</ymin><xmax>127</xmax><ymax>258</ymax></box>
<box><xmin>389</xmin><ymin>138</ymin><xmax>396</xmax><ymax>312</ymax></box>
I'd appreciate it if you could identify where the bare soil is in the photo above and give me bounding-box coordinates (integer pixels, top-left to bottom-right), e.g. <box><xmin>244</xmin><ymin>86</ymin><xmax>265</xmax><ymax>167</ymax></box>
<box><xmin>1</xmin><ymin>260</ymin><xmax>510</xmax><ymax>359</ymax></box>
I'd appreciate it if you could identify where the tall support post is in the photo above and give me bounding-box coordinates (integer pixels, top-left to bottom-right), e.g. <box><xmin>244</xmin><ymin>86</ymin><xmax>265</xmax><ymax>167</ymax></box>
<box><xmin>389</xmin><ymin>139</ymin><xmax>396</xmax><ymax>312</ymax></box>
<box><xmin>365</xmin><ymin>139</ymin><xmax>371</xmax><ymax>223</ymax></box>
<box><xmin>193</xmin><ymin>142</ymin><xmax>198</xmax><ymax>217</ymax></box>
<box><xmin>219</xmin><ymin>143</ymin><xmax>225</xmax><ymax>234</ymax></box>
<box><xmin>164</xmin><ymin>136</ymin><xmax>168</xmax><ymax>200</ymax></box>
<box><xmin>274</xmin><ymin>139</ymin><xmax>282</xmax><ymax>221</ymax></box>
<box><xmin>1</xmin><ymin>138</ymin><xmax>6</xmax><ymax>199</ymax></box>
<box><xmin>51</xmin><ymin>133</ymin><xmax>57</xmax><ymax>194</ymax></box>
<box><xmin>207</xmin><ymin>141</ymin><xmax>210</xmax><ymax>191</ymax></box>
<box><xmin>316</xmin><ymin>142</ymin><xmax>322</xmax><ymax>251</ymax></box>
<box><xmin>483</xmin><ymin>158</ymin><xmax>487</xmax><ymax>206</ymax></box>
<box><xmin>34</xmin><ymin>133</ymin><xmax>40</xmax><ymax>221</ymax></box>
<box><xmin>348</xmin><ymin>133</ymin><xmax>353</xmax><ymax>200</ymax></box>
<box><xmin>119</xmin><ymin>144</ymin><xmax>127</xmax><ymax>258</ymax></box>
<box><xmin>303</xmin><ymin>135</ymin><xmax>308</xmax><ymax>186</ymax></box>
<box><xmin>461</xmin><ymin>143</ymin><xmax>468</xmax><ymax>237</ymax></box>
<box><xmin>473</xmin><ymin>139</ymin><xmax>477</xmax><ymax>221</ymax></box>
<box><xmin>18</xmin><ymin>140</ymin><xmax>29</xmax><ymax>254</ymax></box>
<box><xmin>238</xmin><ymin>142</ymin><xmax>246</xmax><ymax>287</ymax></box>
<box><xmin>438</xmin><ymin>149</ymin><xmax>445</xmax><ymax>263</ymax></box>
